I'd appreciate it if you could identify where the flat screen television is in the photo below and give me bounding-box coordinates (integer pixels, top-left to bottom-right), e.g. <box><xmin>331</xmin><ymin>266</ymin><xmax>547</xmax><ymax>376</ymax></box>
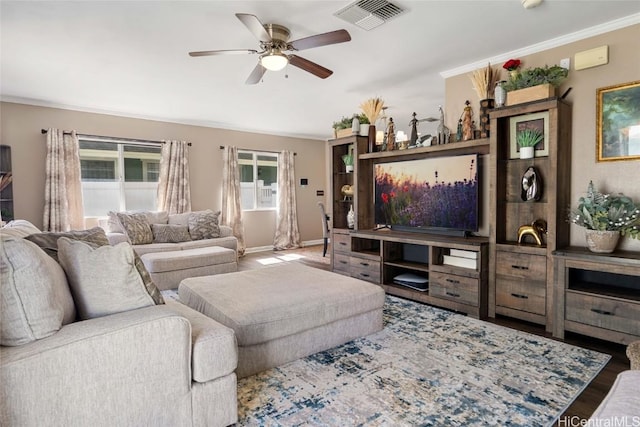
<box><xmin>374</xmin><ymin>153</ymin><xmax>479</xmax><ymax>234</ymax></box>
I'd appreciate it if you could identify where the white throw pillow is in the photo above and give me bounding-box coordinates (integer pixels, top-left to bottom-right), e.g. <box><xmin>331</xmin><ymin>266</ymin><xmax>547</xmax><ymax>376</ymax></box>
<box><xmin>0</xmin><ymin>219</ymin><xmax>42</xmax><ymax>238</ymax></box>
<box><xmin>57</xmin><ymin>238</ymin><xmax>155</xmax><ymax>320</ymax></box>
<box><xmin>0</xmin><ymin>236</ymin><xmax>72</xmax><ymax>346</ymax></box>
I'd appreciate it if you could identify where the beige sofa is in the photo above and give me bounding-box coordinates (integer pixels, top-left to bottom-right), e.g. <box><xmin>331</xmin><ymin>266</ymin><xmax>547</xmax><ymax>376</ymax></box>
<box><xmin>0</xmin><ymin>221</ymin><xmax>239</xmax><ymax>427</ymax></box>
<box><xmin>589</xmin><ymin>341</ymin><xmax>640</xmax><ymax>421</ymax></box>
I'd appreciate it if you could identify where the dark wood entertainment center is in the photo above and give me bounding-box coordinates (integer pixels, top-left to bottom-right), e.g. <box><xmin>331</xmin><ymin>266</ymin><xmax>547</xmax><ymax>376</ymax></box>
<box><xmin>327</xmin><ymin>99</ymin><xmax>639</xmax><ymax>345</ymax></box>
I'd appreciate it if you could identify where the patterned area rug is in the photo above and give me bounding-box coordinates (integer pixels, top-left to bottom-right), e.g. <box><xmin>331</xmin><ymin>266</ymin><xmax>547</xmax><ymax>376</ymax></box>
<box><xmin>236</xmin><ymin>296</ymin><xmax>610</xmax><ymax>427</ymax></box>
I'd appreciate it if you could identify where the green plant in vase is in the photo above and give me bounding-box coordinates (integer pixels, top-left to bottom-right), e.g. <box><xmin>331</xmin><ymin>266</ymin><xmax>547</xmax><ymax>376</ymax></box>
<box><xmin>516</xmin><ymin>128</ymin><xmax>543</xmax><ymax>159</ymax></box>
<box><xmin>341</xmin><ymin>152</ymin><xmax>354</xmax><ymax>173</ymax></box>
<box><xmin>504</xmin><ymin>65</ymin><xmax>569</xmax><ymax>91</ymax></box>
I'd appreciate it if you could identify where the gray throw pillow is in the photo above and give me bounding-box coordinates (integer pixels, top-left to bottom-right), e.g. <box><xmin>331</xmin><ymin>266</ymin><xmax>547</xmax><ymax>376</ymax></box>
<box><xmin>116</xmin><ymin>212</ymin><xmax>153</xmax><ymax>245</ymax></box>
<box><xmin>0</xmin><ymin>236</ymin><xmax>73</xmax><ymax>346</ymax></box>
<box><xmin>57</xmin><ymin>238</ymin><xmax>155</xmax><ymax>320</ymax></box>
<box><xmin>188</xmin><ymin>210</ymin><xmax>221</xmax><ymax>240</ymax></box>
<box><xmin>151</xmin><ymin>224</ymin><xmax>191</xmax><ymax>243</ymax></box>
<box><xmin>26</xmin><ymin>227</ymin><xmax>164</xmax><ymax>306</ymax></box>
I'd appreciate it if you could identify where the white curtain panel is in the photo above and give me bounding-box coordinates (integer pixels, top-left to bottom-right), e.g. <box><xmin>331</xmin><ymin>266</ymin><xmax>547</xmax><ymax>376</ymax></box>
<box><xmin>221</xmin><ymin>146</ymin><xmax>246</xmax><ymax>256</ymax></box>
<box><xmin>157</xmin><ymin>140</ymin><xmax>192</xmax><ymax>215</ymax></box>
<box><xmin>43</xmin><ymin>129</ymin><xmax>84</xmax><ymax>232</ymax></box>
<box><xmin>273</xmin><ymin>150</ymin><xmax>301</xmax><ymax>250</ymax></box>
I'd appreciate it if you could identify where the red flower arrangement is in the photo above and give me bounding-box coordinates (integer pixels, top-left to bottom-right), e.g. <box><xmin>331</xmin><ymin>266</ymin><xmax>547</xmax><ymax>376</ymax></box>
<box><xmin>503</xmin><ymin>59</ymin><xmax>521</xmax><ymax>71</ymax></box>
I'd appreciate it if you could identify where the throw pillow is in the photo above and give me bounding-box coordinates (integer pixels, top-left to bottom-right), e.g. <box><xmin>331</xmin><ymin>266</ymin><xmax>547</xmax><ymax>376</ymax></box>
<box><xmin>26</xmin><ymin>227</ymin><xmax>164</xmax><ymax>306</ymax></box>
<box><xmin>0</xmin><ymin>236</ymin><xmax>72</xmax><ymax>346</ymax></box>
<box><xmin>116</xmin><ymin>212</ymin><xmax>153</xmax><ymax>245</ymax></box>
<box><xmin>57</xmin><ymin>238</ymin><xmax>155</xmax><ymax>320</ymax></box>
<box><xmin>108</xmin><ymin>211</ymin><xmax>169</xmax><ymax>234</ymax></box>
<box><xmin>188</xmin><ymin>210</ymin><xmax>221</xmax><ymax>240</ymax></box>
<box><xmin>25</xmin><ymin>227</ymin><xmax>110</xmax><ymax>262</ymax></box>
<box><xmin>151</xmin><ymin>224</ymin><xmax>191</xmax><ymax>243</ymax></box>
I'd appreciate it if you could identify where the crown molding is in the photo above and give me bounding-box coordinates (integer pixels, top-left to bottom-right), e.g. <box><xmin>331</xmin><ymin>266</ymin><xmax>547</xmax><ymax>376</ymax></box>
<box><xmin>440</xmin><ymin>13</ymin><xmax>640</xmax><ymax>78</ymax></box>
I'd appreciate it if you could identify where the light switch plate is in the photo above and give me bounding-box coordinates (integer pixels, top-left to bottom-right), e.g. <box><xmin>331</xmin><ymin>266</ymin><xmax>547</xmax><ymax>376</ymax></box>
<box><xmin>575</xmin><ymin>46</ymin><xmax>608</xmax><ymax>70</ymax></box>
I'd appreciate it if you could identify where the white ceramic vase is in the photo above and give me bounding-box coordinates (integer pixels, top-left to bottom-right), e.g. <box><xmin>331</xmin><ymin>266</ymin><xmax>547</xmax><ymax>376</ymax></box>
<box><xmin>359</xmin><ymin>124</ymin><xmax>370</xmax><ymax>137</ymax></box>
<box><xmin>585</xmin><ymin>229</ymin><xmax>620</xmax><ymax>253</ymax></box>
<box><xmin>347</xmin><ymin>205</ymin><xmax>355</xmax><ymax>229</ymax></box>
<box><xmin>494</xmin><ymin>81</ymin><xmax>507</xmax><ymax>107</ymax></box>
<box><xmin>520</xmin><ymin>146</ymin><xmax>534</xmax><ymax>159</ymax></box>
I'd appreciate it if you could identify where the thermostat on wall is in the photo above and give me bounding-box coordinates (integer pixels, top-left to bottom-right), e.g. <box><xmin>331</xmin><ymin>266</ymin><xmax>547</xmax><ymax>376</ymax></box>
<box><xmin>575</xmin><ymin>45</ymin><xmax>608</xmax><ymax>71</ymax></box>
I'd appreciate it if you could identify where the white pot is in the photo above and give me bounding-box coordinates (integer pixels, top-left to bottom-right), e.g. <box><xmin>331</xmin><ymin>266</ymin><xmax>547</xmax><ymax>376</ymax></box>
<box><xmin>345</xmin><ymin>164</ymin><xmax>354</xmax><ymax>173</ymax></box>
<box><xmin>359</xmin><ymin>124</ymin><xmax>370</xmax><ymax>137</ymax></box>
<box><xmin>519</xmin><ymin>146</ymin><xmax>534</xmax><ymax>159</ymax></box>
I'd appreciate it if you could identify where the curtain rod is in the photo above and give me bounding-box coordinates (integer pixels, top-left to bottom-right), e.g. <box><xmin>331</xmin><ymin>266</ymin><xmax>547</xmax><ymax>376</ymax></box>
<box><xmin>219</xmin><ymin>145</ymin><xmax>296</xmax><ymax>155</ymax></box>
<box><xmin>41</xmin><ymin>129</ymin><xmax>191</xmax><ymax>146</ymax></box>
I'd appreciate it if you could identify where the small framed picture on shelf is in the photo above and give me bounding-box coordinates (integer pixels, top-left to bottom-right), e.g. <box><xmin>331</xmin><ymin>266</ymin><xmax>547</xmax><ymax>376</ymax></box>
<box><xmin>509</xmin><ymin>111</ymin><xmax>550</xmax><ymax>159</ymax></box>
<box><xmin>596</xmin><ymin>80</ymin><xmax>640</xmax><ymax>162</ymax></box>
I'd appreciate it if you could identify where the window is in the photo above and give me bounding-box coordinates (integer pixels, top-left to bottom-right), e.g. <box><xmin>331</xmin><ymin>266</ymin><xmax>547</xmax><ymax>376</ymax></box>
<box><xmin>79</xmin><ymin>139</ymin><xmax>162</xmax><ymax>216</ymax></box>
<box><xmin>238</xmin><ymin>150</ymin><xmax>278</xmax><ymax>210</ymax></box>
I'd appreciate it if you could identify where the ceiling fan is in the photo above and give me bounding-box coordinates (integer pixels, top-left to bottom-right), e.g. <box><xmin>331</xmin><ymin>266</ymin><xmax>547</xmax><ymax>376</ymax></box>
<box><xmin>189</xmin><ymin>13</ymin><xmax>351</xmax><ymax>85</ymax></box>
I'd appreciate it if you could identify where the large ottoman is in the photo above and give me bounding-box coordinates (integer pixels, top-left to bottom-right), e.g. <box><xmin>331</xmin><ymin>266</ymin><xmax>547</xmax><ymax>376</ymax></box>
<box><xmin>179</xmin><ymin>263</ymin><xmax>386</xmax><ymax>378</ymax></box>
<box><xmin>141</xmin><ymin>246</ymin><xmax>237</xmax><ymax>290</ymax></box>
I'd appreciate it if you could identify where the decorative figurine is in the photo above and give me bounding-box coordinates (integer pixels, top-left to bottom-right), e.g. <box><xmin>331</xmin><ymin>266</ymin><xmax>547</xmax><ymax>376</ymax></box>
<box><xmin>462</xmin><ymin>100</ymin><xmax>473</xmax><ymax>141</ymax></box>
<box><xmin>521</xmin><ymin>166</ymin><xmax>542</xmax><ymax>201</ymax></box>
<box><xmin>386</xmin><ymin>117</ymin><xmax>396</xmax><ymax>151</ymax></box>
<box><xmin>437</xmin><ymin>106</ymin><xmax>451</xmax><ymax>145</ymax></box>
<box><xmin>518</xmin><ymin>219</ymin><xmax>547</xmax><ymax>246</ymax></box>
<box><xmin>410</xmin><ymin>112</ymin><xmax>419</xmax><ymax>146</ymax></box>
<box><xmin>456</xmin><ymin>119</ymin><xmax>463</xmax><ymax>142</ymax></box>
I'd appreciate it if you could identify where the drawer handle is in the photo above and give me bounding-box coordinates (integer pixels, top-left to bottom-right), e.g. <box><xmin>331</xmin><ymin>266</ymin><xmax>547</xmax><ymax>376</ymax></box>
<box><xmin>511</xmin><ymin>293</ymin><xmax>529</xmax><ymax>299</ymax></box>
<box><xmin>359</xmin><ymin>262</ymin><xmax>369</xmax><ymax>267</ymax></box>
<box><xmin>446</xmin><ymin>291</ymin><xmax>460</xmax><ymax>298</ymax></box>
<box><xmin>339</xmin><ymin>260</ymin><xmax>347</xmax><ymax>265</ymax></box>
<box><xmin>446</xmin><ymin>278</ymin><xmax>460</xmax><ymax>284</ymax></box>
<box><xmin>360</xmin><ymin>273</ymin><xmax>370</xmax><ymax>278</ymax></box>
<box><xmin>590</xmin><ymin>308</ymin><xmax>614</xmax><ymax>316</ymax></box>
<box><xmin>339</xmin><ymin>242</ymin><xmax>347</xmax><ymax>246</ymax></box>
<box><xmin>511</xmin><ymin>265</ymin><xmax>529</xmax><ymax>270</ymax></box>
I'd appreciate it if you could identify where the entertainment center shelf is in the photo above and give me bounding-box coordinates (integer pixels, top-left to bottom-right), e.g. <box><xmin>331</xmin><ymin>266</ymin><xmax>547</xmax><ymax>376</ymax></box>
<box><xmin>334</xmin><ymin>229</ymin><xmax>489</xmax><ymax>319</ymax></box>
<box><xmin>359</xmin><ymin>138</ymin><xmax>489</xmax><ymax>160</ymax></box>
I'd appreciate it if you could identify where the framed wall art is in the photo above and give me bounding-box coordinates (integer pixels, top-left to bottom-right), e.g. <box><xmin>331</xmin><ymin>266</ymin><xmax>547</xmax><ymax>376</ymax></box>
<box><xmin>597</xmin><ymin>80</ymin><xmax>640</xmax><ymax>162</ymax></box>
<box><xmin>509</xmin><ymin>111</ymin><xmax>550</xmax><ymax>159</ymax></box>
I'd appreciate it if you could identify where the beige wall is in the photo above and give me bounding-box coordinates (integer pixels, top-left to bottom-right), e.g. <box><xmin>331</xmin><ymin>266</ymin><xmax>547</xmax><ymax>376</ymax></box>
<box><xmin>445</xmin><ymin>24</ymin><xmax>640</xmax><ymax>251</ymax></box>
<box><xmin>0</xmin><ymin>102</ymin><xmax>327</xmax><ymax>249</ymax></box>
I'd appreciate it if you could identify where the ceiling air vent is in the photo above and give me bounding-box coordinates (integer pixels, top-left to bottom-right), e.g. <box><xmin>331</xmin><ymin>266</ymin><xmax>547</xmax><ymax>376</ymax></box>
<box><xmin>334</xmin><ymin>0</ymin><xmax>405</xmax><ymax>31</ymax></box>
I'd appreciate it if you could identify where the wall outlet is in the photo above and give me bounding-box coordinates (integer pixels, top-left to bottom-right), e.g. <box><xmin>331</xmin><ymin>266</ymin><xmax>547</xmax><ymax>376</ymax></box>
<box><xmin>560</xmin><ymin>58</ymin><xmax>570</xmax><ymax>69</ymax></box>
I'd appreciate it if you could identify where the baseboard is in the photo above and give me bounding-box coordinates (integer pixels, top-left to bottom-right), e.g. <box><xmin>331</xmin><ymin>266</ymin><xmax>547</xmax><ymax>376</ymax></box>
<box><xmin>245</xmin><ymin>239</ymin><xmax>324</xmax><ymax>254</ymax></box>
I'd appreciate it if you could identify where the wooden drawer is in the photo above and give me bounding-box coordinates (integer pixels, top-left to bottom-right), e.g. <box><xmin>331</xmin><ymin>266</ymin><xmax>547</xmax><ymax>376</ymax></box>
<box><xmin>430</xmin><ymin>271</ymin><xmax>478</xmax><ymax>306</ymax></box>
<box><xmin>496</xmin><ymin>251</ymin><xmax>546</xmax><ymax>280</ymax></box>
<box><xmin>333</xmin><ymin>252</ymin><xmax>351</xmax><ymax>274</ymax></box>
<box><xmin>496</xmin><ymin>278</ymin><xmax>545</xmax><ymax>315</ymax></box>
<box><xmin>566</xmin><ymin>291</ymin><xmax>640</xmax><ymax>336</ymax></box>
<box><xmin>350</xmin><ymin>256</ymin><xmax>380</xmax><ymax>284</ymax></box>
<box><xmin>332</xmin><ymin>232</ymin><xmax>351</xmax><ymax>254</ymax></box>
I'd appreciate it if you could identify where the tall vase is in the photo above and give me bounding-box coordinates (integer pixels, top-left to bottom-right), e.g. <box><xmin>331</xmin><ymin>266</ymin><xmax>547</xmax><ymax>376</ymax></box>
<box><xmin>368</xmin><ymin>124</ymin><xmax>376</xmax><ymax>153</ymax></box>
<box><xmin>494</xmin><ymin>81</ymin><xmax>507</xmax><ymax>107</ymax></box>
<box><xmin>479</xmin><ymin>99</ymin><xmax>495</xmax><ymax>138</ymax></box>
<box><xmin>347</xmin><ymin>205</ymin><xmax>355</xmax><ymax>229</ymax></box>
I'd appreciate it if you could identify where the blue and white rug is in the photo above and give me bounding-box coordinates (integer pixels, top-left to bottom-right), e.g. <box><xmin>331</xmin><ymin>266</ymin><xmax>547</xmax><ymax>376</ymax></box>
<box><xmin>236</xmin><ymin>296</ymin><xmax>610</xmax><ymax>426</ymax></box>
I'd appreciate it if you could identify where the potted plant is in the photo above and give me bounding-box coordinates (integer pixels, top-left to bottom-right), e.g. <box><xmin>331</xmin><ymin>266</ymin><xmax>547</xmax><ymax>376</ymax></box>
<box><xmin>341</xmin><ymin>145</ymin><xmax>355</xmax><ymax>173</ymax></box>
<box><xmin>357</xmin><ymin>113</ymin><xmax>370</xmax><ymax>137</ymax></box>
<box><xmin>516</xmin><ymin>128</ymin><xmax>543</xmax><ymax>159</ymax></box>
<box><xmin>332</xmin><ymin>116</ymin><xmax>354</xmax><ymax>138</ymax></box>
<box><xmin>503</xmin><ymin>62</ymin><xmax>568</xmax><ymax>105</ymax></box>
<box><xmin>569</xmin><ymin>181</ymin><xmax>640</xmax><ymax>253</ymax></box>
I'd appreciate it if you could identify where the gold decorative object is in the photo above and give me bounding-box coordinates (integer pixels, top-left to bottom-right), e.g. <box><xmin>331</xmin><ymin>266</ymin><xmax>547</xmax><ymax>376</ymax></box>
<box><xmin>341</xmin><ymin>184</ymin><xmax>354</xmax><ymax>199</ymax></box>
<box><xmin>517</xmin><ymin>219</ymin><xmax>547</xmax><ymax>246</ymax></box>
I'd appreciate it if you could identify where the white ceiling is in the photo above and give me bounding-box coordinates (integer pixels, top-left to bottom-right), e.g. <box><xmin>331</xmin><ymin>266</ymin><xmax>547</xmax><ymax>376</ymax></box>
<box><xmin>2</xmin><ymin>1</ymin><xmax>639</xmax><ymax>141</ymax></box>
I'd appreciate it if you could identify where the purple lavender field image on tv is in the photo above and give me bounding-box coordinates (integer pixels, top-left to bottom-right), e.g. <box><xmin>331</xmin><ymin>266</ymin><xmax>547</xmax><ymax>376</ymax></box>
<box><xmin>374</xmin><ymin>154</ymin><xmax>478</xmax><ymax>232</ymax></box>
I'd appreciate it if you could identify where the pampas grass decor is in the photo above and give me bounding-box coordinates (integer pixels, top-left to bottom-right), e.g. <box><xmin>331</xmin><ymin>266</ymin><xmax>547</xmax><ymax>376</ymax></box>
<box><xmin>470</xmin><ymin>63</ymin><xmax>500</xmax><ymax>100</ymax></box>
<box><xmin>360</xmin><ymin>97</ymin><xmax>385</xmax><ymax>124</ymax></box>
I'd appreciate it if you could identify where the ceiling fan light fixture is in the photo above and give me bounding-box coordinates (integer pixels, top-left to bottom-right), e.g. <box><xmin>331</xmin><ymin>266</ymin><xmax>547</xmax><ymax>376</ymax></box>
<box><xmin>260</xmin><ymin>52</ymin><xmax>289</xmax><ymax>71</ymax></box>
<box><xmin>522</xmin><ymin>0</ymin><xmax>543</xmax><ymax>9</ymax></box>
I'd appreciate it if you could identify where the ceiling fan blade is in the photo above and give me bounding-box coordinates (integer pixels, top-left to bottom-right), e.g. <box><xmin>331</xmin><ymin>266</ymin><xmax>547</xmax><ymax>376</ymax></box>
<box><xmin>289</xmin><ymin>55</ymin><xmax>333</xmax><ymax>79</ymax></box>
<box><xmin>245</xmin><ymin>63</ymin><xmax>267</xmax><ymax>85</ymax></box>
<box><xmin>189</xmin><ymin>49</ymin><xmax>258</xmax><ymax>57</ymax></box>
<box><xmin>289</xmin><ymin>29</ymin><xmax>351</xmax><ymax>51</ymax></box>
<box><xmin>235</xmin><ymin>13</ymin><xmax>271</xmax><ymax>42</ymax></box>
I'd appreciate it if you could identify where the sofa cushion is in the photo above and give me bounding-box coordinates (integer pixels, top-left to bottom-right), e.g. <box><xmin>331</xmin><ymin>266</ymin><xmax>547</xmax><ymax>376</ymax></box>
<box><xmin>0</xmin><ymin>219</ymin><xmax>41</xmax><ymax>238</ymax></box>
<box><xmin>58</xmin><ymin>238</ymin><xmax>155</xmax><ymax>319</ymax></box>
<box><xmin>0</xmin><ymin>236</ymin><xmax>73</xmax><ymax>346</ymax></box>
<box><xmin>116</xmin><ymin>212</ymin><xmax>154</xmax><ymax>245</ymax></box>
<box><xmin>151</xmin><ymin>224</ymin><xmax>191</xmax><ymax>243</ymax></box>
<box><xmin>25</xmin><ymin>227</ymin><xmax>110</xmax><ymax>262</ymax></box>
<box><xmin>107</xmin><ymin>210</ymin><xmax>169</xmax><ymax>233</ymax></box>
<box><xmin>188</xmin><ymin>210</ymin><xmax>221</xmax><ymax>240</ymax></box>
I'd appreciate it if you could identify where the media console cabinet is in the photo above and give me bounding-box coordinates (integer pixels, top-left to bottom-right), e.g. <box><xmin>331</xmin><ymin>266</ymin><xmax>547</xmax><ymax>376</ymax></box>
<box><xmin>553</xmin><ymin>247</ymin><xmax>640</xmax><ymax>345</ymax></box>
<box><xmin>332</xmin><ymin>228</ymin><xmax>489</xmax><ymax>319</ymax></box>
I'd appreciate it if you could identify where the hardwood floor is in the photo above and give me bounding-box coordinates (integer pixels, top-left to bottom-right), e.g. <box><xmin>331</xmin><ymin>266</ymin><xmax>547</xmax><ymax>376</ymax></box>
<box><xmin>239</xmin><ymin>244</ymin><xmax>629</xmax><ymax>423</ymax></box>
